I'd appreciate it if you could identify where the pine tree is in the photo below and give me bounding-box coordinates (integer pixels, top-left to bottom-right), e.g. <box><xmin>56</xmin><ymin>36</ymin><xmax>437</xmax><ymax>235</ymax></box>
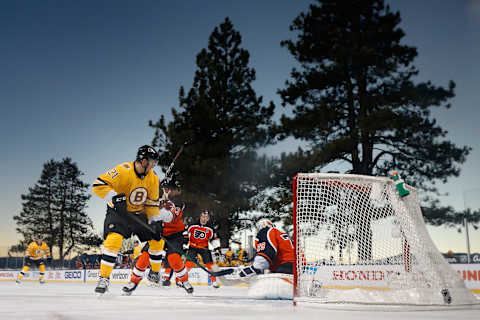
<box><xmin>150</xmin><ymin>17</ymin><xmax>274</xmax><ymax>246</ymax></box>
<box><xmin>13</xmin><ymin>158</ymin><xmax>101</xmax><ymax>264</ymax></box>
<box><xmin>273</xmin><ymin>0</ymin><xmax>476</xmax><ymax>228</ymax></box>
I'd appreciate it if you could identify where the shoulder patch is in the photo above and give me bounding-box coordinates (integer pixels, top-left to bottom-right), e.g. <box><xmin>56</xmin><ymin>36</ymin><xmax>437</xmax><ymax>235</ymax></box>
<box><xmin>122</xmin><ymin>162</ymin><xmax>131</xmax><ymax>169</ymax></box>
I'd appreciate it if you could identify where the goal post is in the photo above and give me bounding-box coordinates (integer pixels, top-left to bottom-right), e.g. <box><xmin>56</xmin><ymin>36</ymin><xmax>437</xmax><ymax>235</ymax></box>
<box><xmin>292</xmin><ymin>173</ymin><xmax>478</xmax><ymax>306</ymax></box>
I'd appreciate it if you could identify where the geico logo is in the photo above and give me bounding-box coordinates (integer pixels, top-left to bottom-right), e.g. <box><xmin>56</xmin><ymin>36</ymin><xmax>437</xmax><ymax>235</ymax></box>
<box><xmin>65</xmin><ymin>271</ymin><xmax>82</xmax><ymax>279</ymax></box>
<box><xmin>112</xmin><ymin>273</ymin><xmax>129</xmax><ymax>280</ymax></box>
<box><xmin>0</xmin><ymin>273</ymin><xmax>14</xmax><ymax>277</ymax></box>
<box><xmin>190</xmin><ymin>273</ymin><xmax>200</xmax><ymax>279</ymax></box>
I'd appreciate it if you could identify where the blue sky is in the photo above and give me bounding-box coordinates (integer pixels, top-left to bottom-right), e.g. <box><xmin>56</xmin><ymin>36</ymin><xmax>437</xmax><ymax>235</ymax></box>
<box><xmin>1</xmin><ymin>0</ymin><xmax>479</xmax><ymax>254</ymax></box>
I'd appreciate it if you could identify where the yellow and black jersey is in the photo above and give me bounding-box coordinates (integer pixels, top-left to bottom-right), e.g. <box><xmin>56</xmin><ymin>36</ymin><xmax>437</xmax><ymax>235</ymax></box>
<box><xmin>25</xmin><ymin>241</ymin><xmax>51</xmax><ymax>260</ymax></box>
<box><xmin>92</xmin><ymin>161</ymin><xmax>160</xmax><ymax>219</ymax></box>
<box><xmin>237</xmin><ymin>249</ymin><xmax>247</xmax><ymax>262</ymax></box>
<box><xmin>225</xmin><ymin>250</ymin><xmax>234</xmax><ymax>262</ymax></box>
<box><xmin>130</xmin><ymin>244</ymin><xmax>143</xmax><ymax>260</ymax></box>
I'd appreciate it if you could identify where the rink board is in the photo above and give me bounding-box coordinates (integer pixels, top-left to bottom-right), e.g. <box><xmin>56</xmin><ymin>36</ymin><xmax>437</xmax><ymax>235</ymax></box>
<box><xmin>1</xmin><ymin>264</ymin><xmax>479</xmax><ymax>294</ymax></box>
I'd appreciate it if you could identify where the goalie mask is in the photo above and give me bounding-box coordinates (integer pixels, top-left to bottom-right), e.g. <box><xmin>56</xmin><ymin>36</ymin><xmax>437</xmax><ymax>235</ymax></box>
<box><xmin>256</xmin><ymin>218</ymin><xmax>274</xmax><ymax>230</ymax></box>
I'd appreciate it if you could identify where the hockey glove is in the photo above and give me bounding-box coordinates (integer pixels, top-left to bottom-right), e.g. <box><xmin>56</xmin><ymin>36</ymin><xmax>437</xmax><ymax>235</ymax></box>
<box><xmin>159</xmin><ymin>199</ymin><xmax>170</xmax><ymax>208</ymax></box>
<box><xmin>112</xmin><ymin>193</ymin><xmax>127</xmax><ymax>213</ymax></box>
<box><xmin>238</xmin><ymin>265</ymin><xmax>262</xmax><ymax>278</ymax></box>
<box><xmin>151</xmin><ymin>221</ymin><xmax>163</xmax><ymax>241</ymax></box>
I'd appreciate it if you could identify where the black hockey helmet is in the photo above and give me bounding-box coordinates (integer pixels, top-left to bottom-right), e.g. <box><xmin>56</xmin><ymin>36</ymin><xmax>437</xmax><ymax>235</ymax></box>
<box><xmin>137</xmin><ymin>145</ymin><xmax>159</xmax><ymax>162</ymax></box>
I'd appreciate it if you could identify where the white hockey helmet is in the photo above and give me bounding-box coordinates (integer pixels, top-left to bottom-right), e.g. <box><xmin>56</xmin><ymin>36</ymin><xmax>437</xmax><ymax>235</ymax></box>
<box><xmin>256</xmin><ymin>218</ymin><xmax>274</xmax><ymax>230</ymax></box>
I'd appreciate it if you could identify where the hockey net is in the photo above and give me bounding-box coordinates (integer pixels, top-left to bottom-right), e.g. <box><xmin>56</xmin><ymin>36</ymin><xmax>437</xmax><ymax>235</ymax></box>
<box><xmin>293</xmin><ymin>173</ymin><xmax>478</xmax><ymax>306</ymax></box>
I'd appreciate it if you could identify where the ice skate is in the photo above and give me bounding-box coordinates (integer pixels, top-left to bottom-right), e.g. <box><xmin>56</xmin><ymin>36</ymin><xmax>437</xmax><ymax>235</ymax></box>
<box><xmin>212</xmin><ymin>281</ymin><xmax>219</xmax><ymax>289</ymax></box>
<box><xmin>181</xmin><ymin>281</ymin><xmax>193</xmax><ymax>294</ymax></box>
<box><xmin>121</xmin><ymin>281</ymin><xmax>138</xmax><ymax>296</ymax></box>
<box><xmin>94</xmin><ymin>277</ymin><xmax>109</xmax><ymax>295</ymax></box>
<box><xmin>39</xmin><ymin>278</ymin><xmax>45</xmax><ymax>284</ymax></box>
<box><xmin>15</xmin><ymin>278</ymin><xmax>21</xmax><ymax>284</ymax></box>
<box><xmin>147</xmin><ymin>270</ymin><xmax>160</xmax><ymax>287</ymax></box>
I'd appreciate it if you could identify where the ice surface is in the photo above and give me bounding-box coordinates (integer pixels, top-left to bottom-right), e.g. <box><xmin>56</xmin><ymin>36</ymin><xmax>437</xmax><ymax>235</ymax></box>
<box><xmin>0</xmin><ymin>281</ymin><xmax>478</xmax><ymax>320</ymax></box>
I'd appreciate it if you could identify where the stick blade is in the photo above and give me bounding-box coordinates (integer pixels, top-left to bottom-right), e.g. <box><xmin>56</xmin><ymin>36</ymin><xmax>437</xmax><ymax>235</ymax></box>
<box><xmin>212</xmin><ymin>269</ymin><xmax>234</xmax><ymax>277</ymax></box>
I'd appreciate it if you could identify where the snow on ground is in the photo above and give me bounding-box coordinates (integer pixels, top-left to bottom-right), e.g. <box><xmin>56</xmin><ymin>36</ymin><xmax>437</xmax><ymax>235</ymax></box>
<box><xmin>0</xmin><ymin>281</ymin><xmax>478</xmax><ymax>320</ymax></box>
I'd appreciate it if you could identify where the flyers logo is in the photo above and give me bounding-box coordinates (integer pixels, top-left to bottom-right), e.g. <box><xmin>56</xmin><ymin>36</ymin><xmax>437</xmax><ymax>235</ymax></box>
<box><xmin>194</xmin><ymin>229</ymin><xmax>207</xmax><ymax>239</ymax></box>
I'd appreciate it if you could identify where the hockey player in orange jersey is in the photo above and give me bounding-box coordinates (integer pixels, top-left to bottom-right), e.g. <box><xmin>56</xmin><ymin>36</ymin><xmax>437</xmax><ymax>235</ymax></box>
<box><xmin>185</xmin><ymin>210</ymin><xmax>221</xmax><ymax>288</ymax></box>
<box><xmin>122</xmin><ymin>175</ymin><xmax>194</xmax><ymax>295</ymax></box>
<box><xmin>92</xmin><ymin>145</ymin><xmax>165</xmax><ymax>294</ymax></box>
<box><xmin>16</xmin><ymin>235</ymin><xmax>52</xmax><ymax>284</ymax></box>
<box><xmin>228</xmin><ymin>218</ymin><xmax>295</xmax><ymax>279</ymax></box>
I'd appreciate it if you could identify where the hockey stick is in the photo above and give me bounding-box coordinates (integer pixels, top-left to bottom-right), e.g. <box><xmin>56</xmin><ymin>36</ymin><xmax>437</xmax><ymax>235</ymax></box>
<box><xmin>126</xmin><ymin>214</ymin><xmax>233</xmax><ymax>277</ymax></box>
<box><xmin>161</xmin><ymin>141</ymin><xmax>188</xmax><ymax>183</ymax></box>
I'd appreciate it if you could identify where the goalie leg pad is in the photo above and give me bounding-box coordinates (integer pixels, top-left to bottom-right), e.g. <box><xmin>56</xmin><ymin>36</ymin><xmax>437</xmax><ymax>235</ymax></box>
<box><xmin>248</xmin><ymin>273</ymin><xmax>293</xmax><ymax>300</ymax></box>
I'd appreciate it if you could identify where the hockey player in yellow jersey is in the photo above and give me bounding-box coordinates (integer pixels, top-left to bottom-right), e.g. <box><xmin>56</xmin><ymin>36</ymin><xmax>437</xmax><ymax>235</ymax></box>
<box><xmin>16</xmin><ymin>235</ymin><xmax>51</xmax><ymax>284</ymax></box>
<box><xmin>92</xmin><ymin>145</ymin><xmax>165</xmax><ymax>294</ymax></box>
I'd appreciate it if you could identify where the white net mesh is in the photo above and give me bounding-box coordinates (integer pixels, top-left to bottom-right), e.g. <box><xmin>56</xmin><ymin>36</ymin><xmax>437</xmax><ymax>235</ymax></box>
<box><xmin>293</xmin><ymin>173</ymin><xmax>478</xmax><ymax>306</ymax></box>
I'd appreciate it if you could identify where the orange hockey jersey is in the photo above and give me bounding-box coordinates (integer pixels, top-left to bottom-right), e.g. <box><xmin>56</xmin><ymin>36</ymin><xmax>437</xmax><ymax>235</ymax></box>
<box><xmin>255</xmin><ymin>227</ymin><xmax>295</xmax><ymax>272</ymax></box>
<box><xmin>161</xmin><ymin>197</ymin><xmax>185</xmax><ymax>236</ymax></box>
<box><xmin>187</xmin><ymin>222</ymin><xmax>215</xmax><ymax>249</ymax></box>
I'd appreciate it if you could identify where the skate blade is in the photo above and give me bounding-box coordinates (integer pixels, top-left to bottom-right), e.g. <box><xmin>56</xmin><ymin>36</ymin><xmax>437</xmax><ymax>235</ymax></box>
<box><xmin>95</xmin><ymin>290</ymin><xmax>110</xmax><ymax>298</ymax></box>
<box><xmin>146</xmin><ymin>282</ymin><xmax>160</xmax><ymax>288</ymax></box>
